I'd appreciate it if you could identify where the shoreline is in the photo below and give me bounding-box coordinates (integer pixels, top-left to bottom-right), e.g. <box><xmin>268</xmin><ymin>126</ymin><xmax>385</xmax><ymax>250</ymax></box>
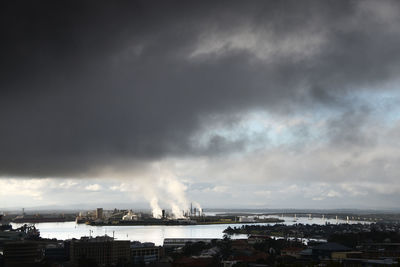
<box><xmin>83</xmin><ymin>218</ymin><xmax>285</xmax><ymax>226</ymax></box>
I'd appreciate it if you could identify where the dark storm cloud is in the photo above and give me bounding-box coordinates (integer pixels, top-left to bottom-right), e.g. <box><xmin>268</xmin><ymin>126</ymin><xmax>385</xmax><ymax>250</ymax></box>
<box><xmin>1</xmin><ymin>0</ymin><xmax>400</xmax><ymax>177</ymax></box>
<box><xmin>327</xmin><ymin>106</ymin><xmax>375</xmax><ymax>148</ymax></box>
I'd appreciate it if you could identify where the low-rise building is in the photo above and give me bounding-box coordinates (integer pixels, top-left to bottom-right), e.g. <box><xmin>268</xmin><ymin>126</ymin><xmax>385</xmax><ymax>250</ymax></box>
<box><xmin>130</xmin><ymin>241</ymin><xmax>162</xmax><ymax>264</ymax></box>
<box><xmin>248</xmin><ymin>235</ymin><xmax>271</xmax><ymax>244</ymax></box>
<box><xmin>163</xmin><ymin>238</ymin><xmax>217</xmax><ymax>248</ymax></box>
<box><xmin>281</xmin><ymin>247</ymin><xmax>304</xmax><ymax>258</ymax></box>
<box><xmin>311</xmin><ymin>242</ymin><xmax>351</xmax><ymax>260</ymax></box>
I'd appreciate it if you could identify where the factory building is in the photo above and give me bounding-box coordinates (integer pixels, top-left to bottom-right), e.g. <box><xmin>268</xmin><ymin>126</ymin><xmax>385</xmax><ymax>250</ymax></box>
<box><xmin>122</xmin><ymin>210</ymin><xmax>139</xmax><ymax>221</ymax></box>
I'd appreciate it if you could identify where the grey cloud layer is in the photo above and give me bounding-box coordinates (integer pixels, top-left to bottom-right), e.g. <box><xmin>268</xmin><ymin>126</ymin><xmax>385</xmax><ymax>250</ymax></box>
<box><xmin>1</xmin><ymin>0</ymin><xmax>400</xmax><ymax>177</ymax></box>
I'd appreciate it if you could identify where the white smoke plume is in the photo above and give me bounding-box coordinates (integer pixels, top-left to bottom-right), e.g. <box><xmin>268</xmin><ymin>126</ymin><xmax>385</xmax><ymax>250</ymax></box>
<box><xmin>150</xmin><ymin>197</ymin><xmax>162</xmax><ymax>218</ymax></box>
<box><xmin>158</xmin><ymin>171</ymin><xmax>189</xmax><ymax>218</ymax></box>
<box><xmin>169</xmin><ymin>203</ymin><xmax>183</xmax><ymax>219</ymax></box>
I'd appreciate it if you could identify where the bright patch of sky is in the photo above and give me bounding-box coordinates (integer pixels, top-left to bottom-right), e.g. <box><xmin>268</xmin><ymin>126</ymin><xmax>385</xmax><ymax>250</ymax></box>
<box><xmin>194</xmin><ymin>110</ymin><xmax>327</xmax><ymax>151</ymax></box>
<box><xmin>194</xmin><ymin>87</ymin><xmax>400</xmax><ymax>153</ymax></box>
<box><xmin>352</xmin><ymin>88</ymin><xmax>400</xmax><ymax>125</ymax></box>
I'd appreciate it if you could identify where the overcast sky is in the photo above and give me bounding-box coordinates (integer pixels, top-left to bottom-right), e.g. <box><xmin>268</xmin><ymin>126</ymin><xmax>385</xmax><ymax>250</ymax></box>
<box><xmin>1</xmin><ymin>0</ymin><xmax>400</xmax><ymax>211</ymax></box>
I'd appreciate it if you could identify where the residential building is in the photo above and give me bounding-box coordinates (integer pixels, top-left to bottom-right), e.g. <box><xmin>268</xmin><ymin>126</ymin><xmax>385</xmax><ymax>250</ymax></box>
<box><xmin>70</xmin><ymin>236</ymin><xmax>130</xmax><ymax>266</ymax></box>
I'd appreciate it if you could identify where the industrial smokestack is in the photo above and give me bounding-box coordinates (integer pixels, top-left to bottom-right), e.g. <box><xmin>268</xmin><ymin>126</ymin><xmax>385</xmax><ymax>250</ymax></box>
<box><xmin>193</xmin><ymin>202</ymin><xmax>203</xmax><ymax>216</ymax></box>
<box><xmin>162</xmin><ymin>209</ymin><xmax>165</xmax><ymax>219</ymax></box>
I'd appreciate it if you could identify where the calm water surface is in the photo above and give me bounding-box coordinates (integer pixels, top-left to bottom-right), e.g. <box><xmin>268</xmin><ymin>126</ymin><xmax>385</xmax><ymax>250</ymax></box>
<box><xmin>11</xmin><ymin>215</ymin><xmax>366</xmax><ymax>246</ymax></box>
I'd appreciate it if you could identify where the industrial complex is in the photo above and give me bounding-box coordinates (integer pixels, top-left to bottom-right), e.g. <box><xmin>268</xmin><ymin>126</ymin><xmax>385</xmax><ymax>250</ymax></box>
<box><xmin>74</xmin><ymin>205</ymin><xmax>283</xmax><ymax>226</ymax></box>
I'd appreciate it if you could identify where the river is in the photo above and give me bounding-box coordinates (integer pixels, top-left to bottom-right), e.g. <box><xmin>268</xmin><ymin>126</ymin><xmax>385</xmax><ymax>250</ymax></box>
<box><xmin>11</xmin><ymin>215</ymin><xmax>367</xmax><ymax>246</ymax></box>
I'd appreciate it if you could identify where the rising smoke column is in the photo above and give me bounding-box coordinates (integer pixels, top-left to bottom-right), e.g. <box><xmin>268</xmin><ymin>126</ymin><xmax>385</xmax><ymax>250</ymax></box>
<box><xmin>131</xmin><ymin>172</ymin><xmax>165</xmax><ymax>219</ymax></box>
<box><xmin>150</xmin><ymin>197</ymin><xmax>162</xmax><ymax>218</ymax></box>
<box><xmin>159</xmin><ymin>171</ymin><xmax>189</xmax><ymax>218</ymax></box>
